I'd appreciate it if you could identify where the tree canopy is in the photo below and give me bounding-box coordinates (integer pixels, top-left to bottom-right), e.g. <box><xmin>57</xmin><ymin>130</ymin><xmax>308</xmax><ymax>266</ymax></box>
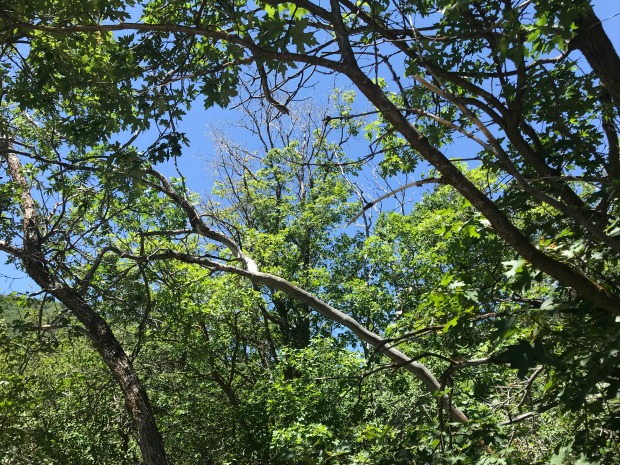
<box><xmin>1</xmin><ymin>0</ymin><xmax>620</xmax><ymax>463</ymax></box>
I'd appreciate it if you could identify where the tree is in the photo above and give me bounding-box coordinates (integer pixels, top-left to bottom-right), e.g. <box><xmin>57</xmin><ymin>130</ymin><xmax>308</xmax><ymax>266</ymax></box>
<box><xmin>4</xmin><ymin>0</ymin><xmax>620</xmax><ymax>305</ymax></box>
<box><xmin>1</xmin><ymin>0</ymin><xmax>620</xmax><ymax>463</ymax></box>
<box><xmin>0</xmin><ymin>107</ymin><xmax>467</xmax><ymax>462</ymax></box>
<box><xmin>0</xmin><ymin>133</ymin><xmax>171</xmax><ymax>464</ymax></box>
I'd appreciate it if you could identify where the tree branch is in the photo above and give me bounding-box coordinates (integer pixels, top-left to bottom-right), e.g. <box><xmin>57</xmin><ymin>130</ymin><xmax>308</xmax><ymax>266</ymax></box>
<box><xmin>573</xmin><ymin>6</ymin><xmax>620</xmax><ymax>114</ymax></box>
<box><xmin>103</xmin><ymin>246</ymin><xmax>470</xmax><ymax>424</ymax></box>
<box><xmin>346</xmin><ymin>177</ymin><xmax>443</xmax><ymax>226</ymax></box>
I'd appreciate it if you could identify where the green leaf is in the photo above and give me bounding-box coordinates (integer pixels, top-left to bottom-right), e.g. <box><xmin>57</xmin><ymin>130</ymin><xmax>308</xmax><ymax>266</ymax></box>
<box><xmin>443</xmin><ymin>315</ymin><xmax>459</xmax><ymax>333</ymax></box>
<box><xmin>502</xmin><ymin>258</ymin><xmax>526</xmax><ymax>278</ymax></box>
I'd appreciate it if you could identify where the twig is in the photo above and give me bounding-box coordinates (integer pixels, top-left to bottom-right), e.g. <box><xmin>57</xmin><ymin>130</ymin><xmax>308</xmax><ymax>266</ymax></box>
<box><xmin>346</xmin><ymin>177</ymin><xmax>442</xmax><ymax>226</ymax></box>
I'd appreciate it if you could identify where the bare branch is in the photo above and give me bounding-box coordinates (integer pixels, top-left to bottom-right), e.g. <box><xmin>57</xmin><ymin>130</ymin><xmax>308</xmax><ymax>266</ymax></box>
<box><xmin>346</xmin><ymin>177</ymin><xmax>443</xmax><ymax>226</ymax></box>
<box><xmin>500</xmin><ymin>411</ymin><xmax>536</xmax><ymax>426</ymax></box>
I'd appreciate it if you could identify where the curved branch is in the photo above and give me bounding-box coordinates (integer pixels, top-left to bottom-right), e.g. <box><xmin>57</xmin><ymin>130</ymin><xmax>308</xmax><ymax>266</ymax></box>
<box><xmin>414</xmin><ymin>74</ymin><xmax>620</xmax><ymax>254</ymax></box>
<box><xmin>339</xmin><ymin>61</ymin><xmax>620</xmax><ymax>315</ymax></box>
<box><xmin>145</xmin><ymin>168</ymin><xmax>258</xmax><ymax>272</ymax></box>
<box><xmin>105</xmin><ymin>246</ymin><xmax>469</xmax><ymax>424</ymax></box>
<box><xmin>12</xmin><ymin>20</ymin><xmax>342</xmax><ymax>73</ymax></box>
<box><xmin>257</xmin><ymin>63</ymin><xmax>290</xmax><ymax>115</ymax></box>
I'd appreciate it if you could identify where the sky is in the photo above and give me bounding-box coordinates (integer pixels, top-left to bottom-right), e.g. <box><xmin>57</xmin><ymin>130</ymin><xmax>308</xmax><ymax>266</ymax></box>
<box><xmin>1</xmin><ymin>1</ymin><xmax>620</xmax><ymax>295</ymax></box>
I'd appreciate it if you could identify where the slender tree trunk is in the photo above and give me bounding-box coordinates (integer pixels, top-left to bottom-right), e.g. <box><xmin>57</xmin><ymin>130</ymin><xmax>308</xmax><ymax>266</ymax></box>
<box><xmin>47</xmin><ymin>287</ymin><xmax>170</xmax><ymax>465</ymax></box>
<box><xmin>0</xmin><ymin>137</ymin><xmax>169</xmax><ymax>465</ymax></box>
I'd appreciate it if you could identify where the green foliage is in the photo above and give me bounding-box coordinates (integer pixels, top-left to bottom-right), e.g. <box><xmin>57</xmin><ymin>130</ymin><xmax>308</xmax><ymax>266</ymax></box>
<box><xmin>2</xmin><ymin>0</ymin><xmax>620</xmax><ymax>464</ymax></box>
<box><xmin>0</xmin><ymin>296</ymin><xmax>139</xmax><ymax>465</ymax></box>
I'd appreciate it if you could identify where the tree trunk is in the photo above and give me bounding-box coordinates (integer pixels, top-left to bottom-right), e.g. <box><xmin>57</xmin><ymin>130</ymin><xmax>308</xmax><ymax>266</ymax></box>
<box><xmin>0</xmin><ymin>137</ymin><xmax>169</xmax><ymax>465</ymax></box>
<box><xmin>50</xmin><ymin>287</ymin><xmax>170</xmax><ymax>465</ymax></box>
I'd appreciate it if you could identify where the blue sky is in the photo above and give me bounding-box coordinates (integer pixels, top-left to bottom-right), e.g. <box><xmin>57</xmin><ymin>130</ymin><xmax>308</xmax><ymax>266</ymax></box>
<box><xmin>1</xmin><ymin>1</ymin><xmax>620</xmax><ymax>294</ymax></box>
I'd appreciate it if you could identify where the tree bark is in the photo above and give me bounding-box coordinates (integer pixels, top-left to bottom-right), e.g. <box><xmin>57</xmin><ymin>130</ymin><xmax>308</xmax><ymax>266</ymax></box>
<box><xmin>573</xmin><ymin>6</ymin><xmax>620</xmax><ymax>115</ymax></box>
